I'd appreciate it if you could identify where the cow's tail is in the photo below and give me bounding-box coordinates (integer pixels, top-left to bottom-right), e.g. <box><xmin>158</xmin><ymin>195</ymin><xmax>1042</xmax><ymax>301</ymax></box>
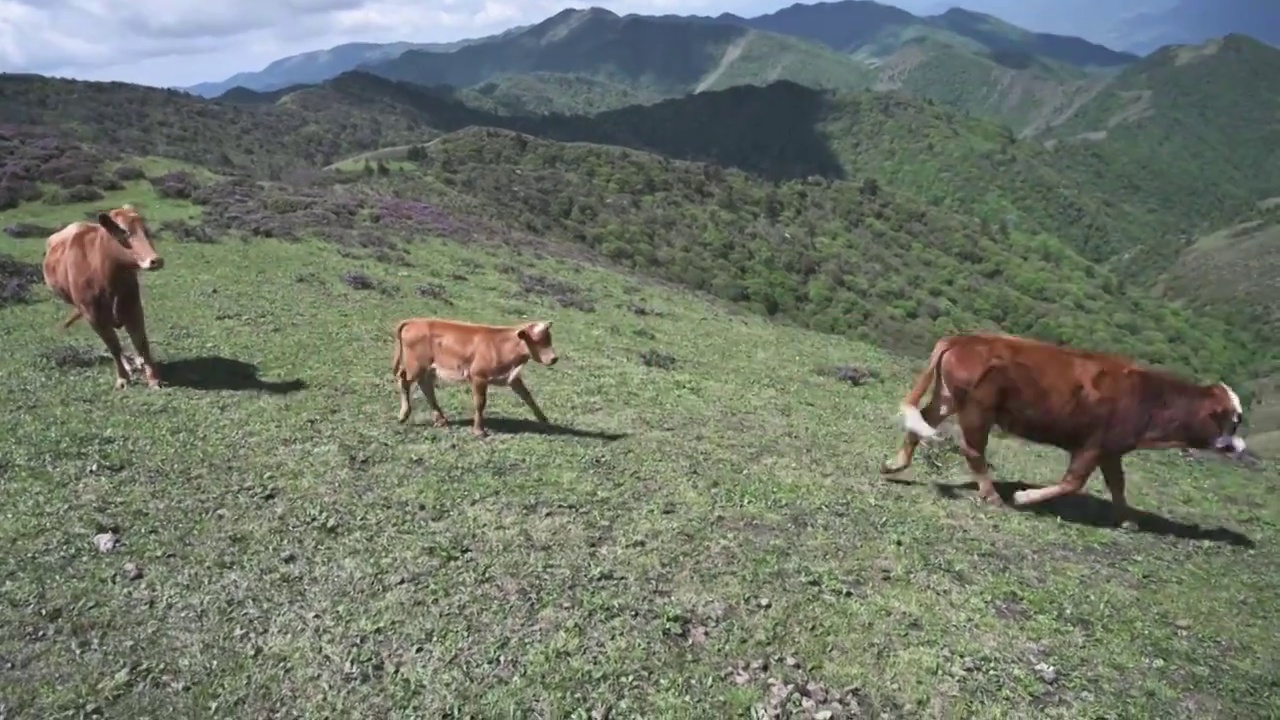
<box><xmin>899</xmin><ymin>337</ymin><xmax>952</xmax><ymax>439</ymax></box>
<box><xmin>391</xmin><ymin>319</ymin><xmax>410</xmax><ymax>382</ymax></box>
<box><xmin>59</xmin><ymin>309</ymin><xmax>82</xmax><ymax>330</ymax></box>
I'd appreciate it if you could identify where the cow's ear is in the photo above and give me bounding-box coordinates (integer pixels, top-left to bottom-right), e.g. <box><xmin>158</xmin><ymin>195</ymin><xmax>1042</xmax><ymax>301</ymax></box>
<box><xmin>97</xmin><ymin>213</ymin><xmax>126</xmax><ymax>239</ymax></box>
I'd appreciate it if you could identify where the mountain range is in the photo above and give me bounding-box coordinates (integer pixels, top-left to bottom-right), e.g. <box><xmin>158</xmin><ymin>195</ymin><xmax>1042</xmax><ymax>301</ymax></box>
<box><xmin>180</xmin><ymin>2</ymin><xmax>1149</xmax><ymax>136</ymax></box>
<box><xmin>886</xmin><ymin>0</ymin><xmax>1279</xmax><ymax>54</ymax></box>
<box><xmin>180</xmin><ymin>0</ymin><xmax>1280</xmax><ymax>110</ymax></box>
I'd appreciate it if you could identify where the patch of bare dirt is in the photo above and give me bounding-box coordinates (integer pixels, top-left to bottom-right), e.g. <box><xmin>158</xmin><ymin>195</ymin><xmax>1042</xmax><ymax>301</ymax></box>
<box><xmin>726</xmin><ymin>655</ymin><xmax>900</xmax><ymax>719</ymax></box>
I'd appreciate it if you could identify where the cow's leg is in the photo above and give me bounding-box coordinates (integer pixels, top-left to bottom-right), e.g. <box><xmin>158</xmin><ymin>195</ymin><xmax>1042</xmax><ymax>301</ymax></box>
<box><xmin>881</xmin><ymin>372</ymin><xmax>956</xmax><ymax>475</ymax></box>
<box><xmin>470</xmin><ymin>380</ymin><xmax>489</xmax><ymax>438</ymax></box>
<box><xmin>1098</xmin><ymin>454</ymin><xmax>1136</xmax><ymax>530</ymax></box>
<box><xmin>958</xmin><ymin>414</ymin><xmax>1001</xmax><ymax>506</ymax></box>
<box><xmin>121</xmin><ymin>303</ymin><xmax>162</xmax><ymax>389</ymax></box>
<box><xmin>396</xmin><ymin>374</ymin><xmax>414</xmax><ymax>423</ymax></box>
<box><xmin>418</xmin><ymin>374</ymin><xmax>448</xmax><ymax>428</ymax></box>
<box><xmin>881</xmin><ymin>392</ymin><xmax>954</xmax><ymax>474</ymax></box>
<box><xmin>509</xmin><ymin>377</ymin><xmax>549</xmax><ymax>424</ymax></box>
<box><xmin>1012</xmin><ymin>449</ymin><xmax>1100</xmax><ymax>507</ymax></box>
<box><xmin>87</xmin><ymin>318</ymin><xmax>131</xmax><ymax>390</ymax></box>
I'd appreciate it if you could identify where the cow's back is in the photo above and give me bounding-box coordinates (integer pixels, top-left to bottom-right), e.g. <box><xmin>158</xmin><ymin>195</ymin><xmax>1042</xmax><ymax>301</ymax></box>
<box><xmin>946</xmin><ymin>333</ymin><xmax>1140</xmax><ymax>447</ymax></box>
<box><xmin>398</xmin><ymin>318</ymin><xmax>487</xmax><ymax>375</ymax></box>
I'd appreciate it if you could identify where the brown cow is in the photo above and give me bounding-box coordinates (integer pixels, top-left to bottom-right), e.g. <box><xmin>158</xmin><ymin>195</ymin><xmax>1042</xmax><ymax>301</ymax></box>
<box><xmin>42</xmin><ymin>204</ymin><xmax>165</xmax><ymax>390</ymax></box>
<box><xmin>392</xmin><ymin>317</ymin><xmax>559</xmax><ymax>437</ymax></box>
<box><xmin>879</xmin><ymin>333</ymin><xmax>1246</xmax><ymax>526</ymax></box>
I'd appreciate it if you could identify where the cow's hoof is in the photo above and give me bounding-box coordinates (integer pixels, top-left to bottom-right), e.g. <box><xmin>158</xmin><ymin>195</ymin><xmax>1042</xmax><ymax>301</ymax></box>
<box><xmin>113</xmin><ymin>378</ymin><xmax>128</xmax><ymax>390</ymax></box>
<box><xmin>976</xmin><ymin>493</ymin><xmax>1004</xmax><ymax>507</ymax></box>
<box><xmin>879</xmin><ymin>461</ymin><xmax>907</xmax><ymax>476</ymax></box>
<box><xmin>1011</xmin><ymin>489</ymin><xmax>1033</xmax><ymax>506</ymax></box>
<box><xmin>472</xmin><ymin>428</ymin><xmax>489</xmax><ymax>439</ymax></box>
<box><xmin>432</xmin><ymin>415</ymin><xmax>449</xmax><ymax>428</ymax></box>
<box><xmin>1117</xmin><ymin>518</ymin><xmax>1139</xmax><ymax>532</ymax></box>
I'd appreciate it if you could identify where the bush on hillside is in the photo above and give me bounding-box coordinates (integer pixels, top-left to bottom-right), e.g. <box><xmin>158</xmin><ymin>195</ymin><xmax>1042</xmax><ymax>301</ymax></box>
<box><xmin>157</xmin><ymin>219</ymin><xmax>217</xmax><ymax>244</ymax></box>
<box><xmin>415</xmin><ymin>282</ymin><xmax>451</xmax><ymax>303</ymax></box>
<box><xmin>0</xmin><ymin>254</ymin><xmax>43</xmax><ymax>307</ymax></box>
<box><xmin>0</xmin><ymin>179</ymin><xmax>43</xmax><ymax>211</ymax></box>
<box><xmin>47</xmin><ymin>185</ymin><xmax>105</xmax><ymax>204</ymax></box>
<box><xmin>828</xmin><ymin>365</ymin><xmax>878</xmax><ymax>386</ymax></box>
<box><xmin>639</xmin><ymin>349</ymin><xmax>677</xmax><ymax>370</ymax></box>
<box><xmin>113</xmin><ymin>165</ymin><xmax>146</xmax><ymax>181</ymax></box>
<box><xmin>4</xmin><ymin>222</ymin><xmax>55</xmax><ymax>239</ymax></box>
<box><xmin>149</xmin><ymin>171</ymin><xmax>197</xmax><ymax>199</ymax></box>
<box><xmin>513</xmin><ymin>271</ymin><xmax>595</xmax><ymax>313</ymax></box>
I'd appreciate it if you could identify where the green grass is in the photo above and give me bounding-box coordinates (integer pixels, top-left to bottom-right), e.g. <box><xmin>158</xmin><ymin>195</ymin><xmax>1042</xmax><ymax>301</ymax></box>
<box><xmin>2</xmin><ymin>194</ymin><xmax>1278</xmax><ymax>717</ymax></box>
<box><xmin>0</xmin><ymin>179</ymin><xmax>202</xmax><ymax>225</ymax></box>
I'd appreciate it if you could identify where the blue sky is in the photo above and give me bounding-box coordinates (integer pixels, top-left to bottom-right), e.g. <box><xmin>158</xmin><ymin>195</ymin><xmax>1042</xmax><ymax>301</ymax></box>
<box><xmin>0</xmin><ymin>0</ymin><xmax>808</xmax><ymax>88</ymax></box>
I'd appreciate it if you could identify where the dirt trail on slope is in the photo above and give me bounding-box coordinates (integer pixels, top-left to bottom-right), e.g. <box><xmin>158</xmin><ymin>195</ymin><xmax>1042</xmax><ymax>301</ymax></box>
<box><xmin>696</xmin><ymin>32</ymin><xmax>753</xmax><ymax>93</ymax></box>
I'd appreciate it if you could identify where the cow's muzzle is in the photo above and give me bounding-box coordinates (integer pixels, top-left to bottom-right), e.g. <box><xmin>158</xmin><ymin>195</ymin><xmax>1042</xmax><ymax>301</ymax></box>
<box><xmin>1213</xmin><ymin>434</ymin><xmax>1246</xmax><ymax>457</ymax></box>
<box><xmin>140</xmin><ymin>256</ymin><xmax>164</xmax><ymax>270</ymax></box>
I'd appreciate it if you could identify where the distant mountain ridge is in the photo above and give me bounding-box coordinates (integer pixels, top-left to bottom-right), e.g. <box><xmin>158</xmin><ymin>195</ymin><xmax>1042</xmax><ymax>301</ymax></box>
<box><xmin>714</xmin><ymin>2</ymin><xmax>1137</xmax><ymax>67</ymax></box>
<box><xmin>358</xmin><ymin>7</ymin><xmax>876</xmax><ymax>100</ymax></box>
<box><xmin>887</xmin><ymin>0</ymin><xmax>1278</xmax><ymax>55</ymax></box>
<box><xmin>184</xmin><ymin>1</ymin><xmax>1137</xmax><ymax>103</ymax></box>
<box><xmin>182</xmin><ymin>26</ymin><xmax>530</xmax><ymax>97</ymax></box>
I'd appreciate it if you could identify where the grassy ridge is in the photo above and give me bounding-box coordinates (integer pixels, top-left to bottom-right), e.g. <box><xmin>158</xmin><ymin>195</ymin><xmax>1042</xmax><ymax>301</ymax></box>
<box><xmin>2</xmin><ymin>73</ymin><xmax>1270</xmax><ymax>392</ymax></box>
<box><xmin>369</xmin><ymin>128</ymin><xmax>1259</xmax><ymax>388</ymax></box>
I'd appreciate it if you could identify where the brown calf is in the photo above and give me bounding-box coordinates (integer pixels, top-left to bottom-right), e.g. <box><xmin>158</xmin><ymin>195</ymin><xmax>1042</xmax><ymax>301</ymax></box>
<box><xmin>392</xmin><ymin>317</ymin><xmax>559</xmax><ymax>437</ymax></box>
<box><xmin>42</xmin><ymin>204</ymin><xmax>165</xmax><ymax>389</ymax></box>
<box><xmin>880</xmin><ymin>333</ymin><xmax>1246</xmax><ymax>526</ymax></box>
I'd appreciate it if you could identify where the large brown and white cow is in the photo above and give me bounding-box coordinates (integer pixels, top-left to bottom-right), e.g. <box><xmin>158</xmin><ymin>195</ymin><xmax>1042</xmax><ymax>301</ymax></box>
<box><xmin>880</xmin><ymin>333</ymin><xmax>1246</xmax><ymax>526</ymax></box>
<box><xmin>392</xmin><ymin>317</ymin><xmax>559</xmax><ymax>437</ymax></box>
<box><xmin>43</xmin><ymin>204</ymin><xmax>166</xmax><ymax>390</ymax></box>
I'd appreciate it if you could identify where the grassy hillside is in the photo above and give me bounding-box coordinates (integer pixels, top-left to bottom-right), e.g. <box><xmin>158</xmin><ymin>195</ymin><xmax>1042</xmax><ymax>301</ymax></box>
<box><xmin>1157</xmin><ymin>202</ymin><xmax>1280</xmax><ymax>349</ymax></box>
<box><xmin>1155</xmin><ymin>200</ymin><xmax>1280</xmax><ymax>445</ymax></box>
<box><xmin>1</xmin><ymin>130</ymin><xmax>1277</xmax><ymax>717</ymax></box>
<box><xmin>869</xmin><ymin>37</ymin><xmax>1112</xmax><ymax>137</ymax></box>
<box><xmin>461</xmin><ymin>72</ymin><xmax>664</xmax><ymax>115</ymax></box>
<box><xmin>1043</xmin><ymin>34</ymin><xmax>1280</xmax><ymax>279</ymax></box>
<box><xmin>5</xmin><ymin>70</ymin><xmax>1271</xmax><ymax>382</ymax></box>
<box><xmin>0</xmin><ymin>73</ymin><xmax>430</xmax><ymax>179</ymax></box>
<box><xmin>367</xmin><ymin>127</ymin><xmax>1263</xmax><ymax>385</ymax></box>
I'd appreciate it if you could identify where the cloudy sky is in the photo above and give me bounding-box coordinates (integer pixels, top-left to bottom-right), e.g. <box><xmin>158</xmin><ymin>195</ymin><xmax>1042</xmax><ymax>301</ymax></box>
<box><xmin>0</xmin><ymin>0</ymin><xmax>812</xmax><ymax>89</ymax></box>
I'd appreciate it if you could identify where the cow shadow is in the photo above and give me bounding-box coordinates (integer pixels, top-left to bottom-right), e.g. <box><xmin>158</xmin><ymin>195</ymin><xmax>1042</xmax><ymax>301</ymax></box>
<box><xmin>160</xmin><ymin>356</ymin><xmax>307</xmax><ymax>395</ymax></box>
<box><xmin>888</xmin><ymin>477</ymin><xmax>1257</xmax><ymax>548</ymax></box>
<box><xmin>421</xmin><ymin>414</ymin><xmax>628</xmax><ymax>441</ymax></box>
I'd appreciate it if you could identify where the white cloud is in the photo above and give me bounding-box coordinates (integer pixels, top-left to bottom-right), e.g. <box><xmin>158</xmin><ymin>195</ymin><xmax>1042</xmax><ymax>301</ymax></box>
<box><xmin>0</xmin><ymin>0</ymin><xmax>789</xmax><ymax>88</ymax></box>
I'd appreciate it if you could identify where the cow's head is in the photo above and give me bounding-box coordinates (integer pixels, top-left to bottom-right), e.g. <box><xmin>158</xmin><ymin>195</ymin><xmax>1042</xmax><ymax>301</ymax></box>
<box><xmin>1205</xmin><ymin>382</ymin><xmax>1246</xmax><ymax>457</ymax></box>
<box><xmin>518</xmin><ymin>321</ymin><xmax>558</xmax><ymax>366</ymax></box>
<box><xmin>99</xmin><ymin>204</ymin><xmax>163</xmax><ymax>271</ymax></box>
